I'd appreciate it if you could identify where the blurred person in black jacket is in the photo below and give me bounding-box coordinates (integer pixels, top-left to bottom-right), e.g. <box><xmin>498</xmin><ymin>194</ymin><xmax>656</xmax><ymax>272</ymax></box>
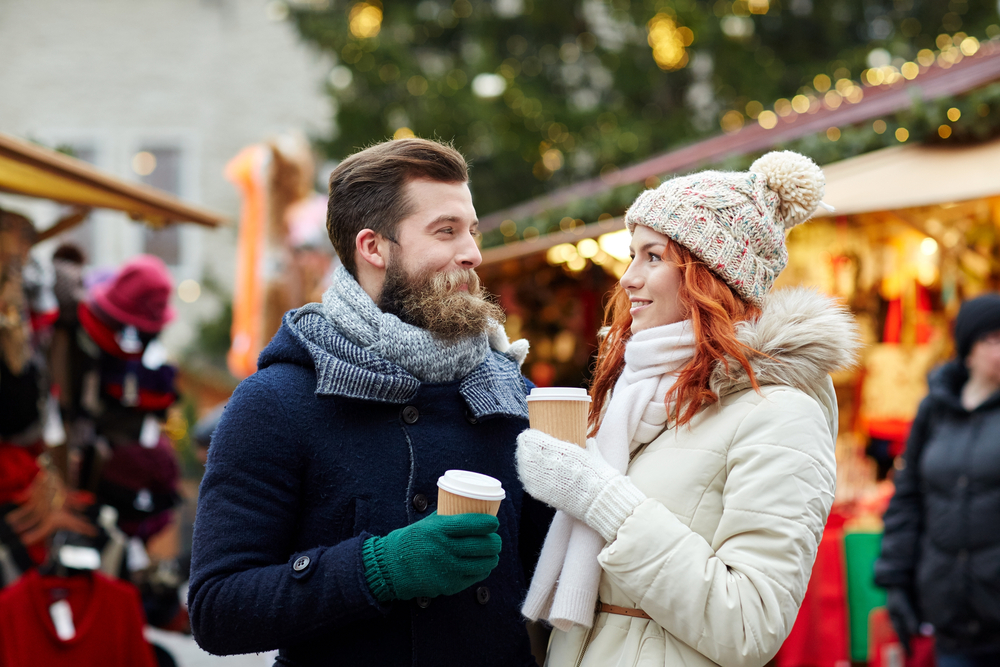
<box><xmin>875</xmin><ymin>293</ymin><xmax>1000</xmax><ymax>667</ymax></box>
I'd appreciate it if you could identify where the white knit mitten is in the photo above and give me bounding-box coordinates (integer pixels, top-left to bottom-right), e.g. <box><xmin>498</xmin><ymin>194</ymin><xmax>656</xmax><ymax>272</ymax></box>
<box><xmin>516</xmin><ymin>429</ymin><xmax>646</xmax><ymax>542</ymax></box>
<box><xmin>487</xmin><ymin>321</ymin><xmax>530</xmax><ymax>366</ymax></box>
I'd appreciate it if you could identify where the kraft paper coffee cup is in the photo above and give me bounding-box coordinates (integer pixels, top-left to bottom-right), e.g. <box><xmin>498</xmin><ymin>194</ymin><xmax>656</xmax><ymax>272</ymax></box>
<box><xmin>436</xmin><ymin>470</ymin><xmax>505</xmax><ymax>516</ymax></box>
<box><xmin>526</xmin><ymin>387</ymin><xmax>591</xmax><ymax>448</ymax></box>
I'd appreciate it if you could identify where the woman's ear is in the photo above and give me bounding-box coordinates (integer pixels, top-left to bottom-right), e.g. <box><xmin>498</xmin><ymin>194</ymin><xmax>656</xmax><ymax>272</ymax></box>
<box><xmin>355</xmin><ymin>229</ymin><xmax>388</xmax><ymax>270</ymax></box>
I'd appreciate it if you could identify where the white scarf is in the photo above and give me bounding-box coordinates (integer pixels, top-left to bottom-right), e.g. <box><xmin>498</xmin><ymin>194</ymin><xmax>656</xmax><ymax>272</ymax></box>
<box><xmin>522</xmin><ymin>320</ymin><xmax>695</xmax><ymax>631</ymax></box>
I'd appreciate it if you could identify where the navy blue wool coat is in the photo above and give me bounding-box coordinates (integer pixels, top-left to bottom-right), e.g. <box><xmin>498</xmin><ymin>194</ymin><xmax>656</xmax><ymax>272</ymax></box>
<box><xmin>188</xmin><ymin>311</ymin><xmax>553</xmax><ymax>667</ymax></box>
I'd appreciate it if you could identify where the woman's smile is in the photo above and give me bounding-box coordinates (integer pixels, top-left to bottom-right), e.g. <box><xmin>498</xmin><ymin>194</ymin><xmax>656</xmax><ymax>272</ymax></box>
<box><xmin>629</xmin><ymin>298</ymin><xmax>652</xmax><ymax>316</ymax></box>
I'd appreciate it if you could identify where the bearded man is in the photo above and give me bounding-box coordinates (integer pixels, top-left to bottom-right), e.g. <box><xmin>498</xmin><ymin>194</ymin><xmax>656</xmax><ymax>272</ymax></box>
<box><xmin>189</xmin><ymin>139</ymin><xmax>553</xmax><ymax>667</ymax></box>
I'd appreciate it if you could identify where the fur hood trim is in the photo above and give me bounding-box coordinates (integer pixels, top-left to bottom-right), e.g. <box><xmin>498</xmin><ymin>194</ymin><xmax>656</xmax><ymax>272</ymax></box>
<box><xmin>709</xmin><ymin>288</ymin><xmax>861</xmax><ymax>397</ymax></box>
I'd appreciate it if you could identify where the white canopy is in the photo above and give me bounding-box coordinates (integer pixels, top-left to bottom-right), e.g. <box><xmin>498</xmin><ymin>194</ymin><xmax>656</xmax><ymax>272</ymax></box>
<box><xmin>820</xmin><ymin>137</ymin><xmax>1000</xmax><ymax>216</ymax></box>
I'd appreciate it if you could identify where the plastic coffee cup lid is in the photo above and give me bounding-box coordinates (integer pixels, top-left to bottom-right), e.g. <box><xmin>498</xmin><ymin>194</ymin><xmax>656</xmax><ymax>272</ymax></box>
<box><xmin>526</xmin><ymin>387</ymin><xmax>591</xmax><ymax>402</ymax></box>
<box><xmin>437</xmin><ymin>470</ymin><xmax>506</xmax><ymax>501</ymax></box>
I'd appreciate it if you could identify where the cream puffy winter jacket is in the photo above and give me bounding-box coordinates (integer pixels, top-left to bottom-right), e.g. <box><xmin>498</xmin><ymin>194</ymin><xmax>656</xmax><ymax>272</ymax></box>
<box><xmin>545</xmin><ymin>288</ymin><xmax>859</xmax><ymax>667</ymax></box>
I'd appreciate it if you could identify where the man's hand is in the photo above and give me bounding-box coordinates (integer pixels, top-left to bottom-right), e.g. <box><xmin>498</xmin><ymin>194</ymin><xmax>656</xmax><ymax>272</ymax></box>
<box><xmin>362</xmin><ymin>512</ymin><xmax>501</xmax><ymax>602</ymax></box>
<box><xmin>515</xmin><ymin>429</ymin><xmax>645</xmax><ymax>542</ymax></box>
<box><xmin>6</xmin><ymin>470</ymin><xmax>96</xmax><ymax>545</ymax></box>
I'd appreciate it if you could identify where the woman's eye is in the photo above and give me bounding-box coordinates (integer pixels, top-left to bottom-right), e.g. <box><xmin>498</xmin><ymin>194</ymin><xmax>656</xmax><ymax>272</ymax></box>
<box><xmin>649</xmin><ymin>253</ymin><xmax>661</xmax><ymax>262</ymax></box>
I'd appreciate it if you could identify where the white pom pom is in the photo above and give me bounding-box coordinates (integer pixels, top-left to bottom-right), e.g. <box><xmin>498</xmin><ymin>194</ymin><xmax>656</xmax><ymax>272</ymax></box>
<box><xmin>750</xmin><ymin>151</ymin><xmax>825</xmax><ymax>229</ymax></box>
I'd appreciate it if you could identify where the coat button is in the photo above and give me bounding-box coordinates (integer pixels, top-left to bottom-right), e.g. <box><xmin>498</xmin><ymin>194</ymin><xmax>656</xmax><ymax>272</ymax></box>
<box><xmin>476</xmin><ymin>586</ymin><xmax>490</xmax><ymax>605</ymax></box>
<box><xmin>957</xmin><ymin>475</ymin><xmax>969</xmax><ymax>488</ymax></box>
<box><xmin>402</xmin><ymin>406</ymin><xmax>419</xmax><ymax>424</ymax></box>
<box><xmin>465</xmin><ymin>409</ymin><xmax>478</xmax><ymax>425</ymax></box>
<box><xmin>293</xmin><ymin>556</ymin><xmax>311</xmax><ymax>571</ymax></box>
<box><xmin>416</xmin><ymin>596</ymin><xmax>431</xmax><ymax>608</ymax></box>
<box><xmin>412</xmin><ymin>493</ymin><xmax>428</xmax><ymax>512</ymax></box>
<box><xmin>958</xmin><ymin>549</ymin><xmax>969</xmax><ymax>562</ymax></box>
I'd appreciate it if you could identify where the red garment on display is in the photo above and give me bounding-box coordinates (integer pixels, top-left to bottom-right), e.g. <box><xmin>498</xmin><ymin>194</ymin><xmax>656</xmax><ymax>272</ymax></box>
<box><xmin>881</xmin><ymin>287</ymin><xmax>932</xmax><ymax>346</ymax></box>
<box><xmin>77</xmin><ymin>302</ymin><xmax>141</xmax><ymax>360</ymax></box>
<box><xmin>29</xmin><ymin>309</ymin><xmax>58</xmax><ymax>333</ymax></box>
<box><xmin>0</xmin><ymin>569</ymin><xmax>156</xmax><ymax>667</ymax></box>
<box><xmin>0</xmin><ymin>446</ymin><xmax>39</xmax><ymax>505</ymax></box>
<box><xmin>0</xmin><ymin>445</ymin><xmax>46</xmax><ymax>565</ymax></box>
<box><xmin>914</xmin><ymin>285</ymin><xmax>933</xmax><ymax>345</ymax></box>
<box><xmin>773</xmin><ymin>515</ymin><xmax>851</xmax><ymax>667</ymax></box>
<box><xmin>101</xmin><ymin>383</ymin><xmax>177</xmax><ymax>410</ymax></box>
<box><xmin>868</xmin><ymin>418</ymin><xmax>913</xmax><ymax>459</ymax></box>
<box><xmin>883</xmin><ymin>298</ymin><xmax>902</xmax><ymax>344</ymax></box>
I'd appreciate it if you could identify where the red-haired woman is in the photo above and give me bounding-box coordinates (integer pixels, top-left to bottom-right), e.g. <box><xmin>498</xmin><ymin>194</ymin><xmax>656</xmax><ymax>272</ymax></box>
<box><xmin>516</xmin><ymin>152</ymin><xmax>860</xmax><ymax>667</ymax></box>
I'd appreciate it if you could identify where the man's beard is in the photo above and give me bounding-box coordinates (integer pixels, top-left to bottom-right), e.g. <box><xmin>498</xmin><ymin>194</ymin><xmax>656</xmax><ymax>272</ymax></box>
<box><xmin>378</xmin><ymin>257</ymin><xmax>505</xmax><ymax>342</ymax></box>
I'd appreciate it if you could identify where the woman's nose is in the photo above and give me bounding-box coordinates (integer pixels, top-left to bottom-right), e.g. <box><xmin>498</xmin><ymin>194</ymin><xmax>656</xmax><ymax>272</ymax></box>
<box><xmin>620</xmin><ymin>261</ymin><xmax>641</xmax><ymax>290</ymax></box>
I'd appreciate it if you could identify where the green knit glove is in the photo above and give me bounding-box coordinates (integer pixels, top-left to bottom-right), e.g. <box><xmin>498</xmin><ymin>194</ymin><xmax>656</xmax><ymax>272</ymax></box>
<box><xmin>362</xmin><ymin>512</ymin><xmax>501</xmax><ymax>603</ymax></box>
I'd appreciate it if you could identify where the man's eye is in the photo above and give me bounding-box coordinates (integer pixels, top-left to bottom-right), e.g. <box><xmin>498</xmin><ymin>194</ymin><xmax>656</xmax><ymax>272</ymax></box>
<box><xmin>438</xmin><ymin>228</ymin><xmax>454</xmax><ymax>235</ymax></box>
<box><xmin>471</xmin><ymin>229</ymin><xmax>482</xmax><ymax>238</ymax></box>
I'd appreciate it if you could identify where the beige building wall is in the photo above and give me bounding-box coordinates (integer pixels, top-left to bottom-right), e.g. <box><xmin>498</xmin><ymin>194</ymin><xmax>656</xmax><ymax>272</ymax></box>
<box><xmin>0</xmin><ymin>0</ymin><xmax>332</xmax><ymax>351</ymax></box>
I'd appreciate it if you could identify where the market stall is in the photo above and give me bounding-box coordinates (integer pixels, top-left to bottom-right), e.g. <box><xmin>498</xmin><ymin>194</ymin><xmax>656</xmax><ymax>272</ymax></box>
<box><xmin>0</xmin><ymin>132</ymin><xmax>225</xmax><ymax>658</ymax></box>
<box><xmin>783</xmin><ymin>137</ymin><xmax>1000</xmax><ymax>497</ymax></box>
<box><xmin>0</xmin><ymin>130</ymin><xmax>225</xmax><ymax>480</ymax></box>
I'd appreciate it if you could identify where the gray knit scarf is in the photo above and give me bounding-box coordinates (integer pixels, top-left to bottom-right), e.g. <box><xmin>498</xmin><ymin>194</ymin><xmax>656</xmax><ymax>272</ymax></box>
<box><xmin>316</xmin><ymin>266</ymin><xmax>490</xmax><ymax>384</ymax></box>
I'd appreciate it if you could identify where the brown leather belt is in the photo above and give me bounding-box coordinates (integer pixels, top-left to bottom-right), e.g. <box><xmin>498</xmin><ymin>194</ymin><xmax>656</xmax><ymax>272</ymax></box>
<box><xmin>597</xmin><ymin>602</ymin><xmax>652</xmax><ymax>620</ymax></box>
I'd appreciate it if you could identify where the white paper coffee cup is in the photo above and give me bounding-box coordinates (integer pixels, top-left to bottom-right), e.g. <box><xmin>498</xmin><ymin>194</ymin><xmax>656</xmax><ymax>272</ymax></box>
<box><xmin>436</xmin><ymin>470</ymin><xmax>505</xmax><ymax>516</ymax></box>
<box><xmin>526</xmin><ymin>387</ymin><xmax>591</xmax><ymax>447</ymax></box>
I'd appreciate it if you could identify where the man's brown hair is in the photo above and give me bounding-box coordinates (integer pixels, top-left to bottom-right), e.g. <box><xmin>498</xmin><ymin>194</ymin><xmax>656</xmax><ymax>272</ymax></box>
<box><xmin>326</xmin><ymin>138</ymin><xmax>469</xmax><ymax>276</ymax></box>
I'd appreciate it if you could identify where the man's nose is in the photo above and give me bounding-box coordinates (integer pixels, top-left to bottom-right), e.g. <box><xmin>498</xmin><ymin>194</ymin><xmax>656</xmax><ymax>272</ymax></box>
<box><xmin>456</xmin><ymin>232</ymin><xmax>482</xmax><ymax>269</ymax></box>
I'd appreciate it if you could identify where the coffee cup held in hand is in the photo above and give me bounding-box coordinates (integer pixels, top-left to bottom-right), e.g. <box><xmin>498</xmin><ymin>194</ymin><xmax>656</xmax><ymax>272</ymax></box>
<box><xmin>526</xmin><ymin>387</ymin><xmax>591</xmax><ymax>448</ymax></box>
<box><xmin>436</xmin><ymin>470</ymin><xmax>506</xmax><ymax>516</ymax></box>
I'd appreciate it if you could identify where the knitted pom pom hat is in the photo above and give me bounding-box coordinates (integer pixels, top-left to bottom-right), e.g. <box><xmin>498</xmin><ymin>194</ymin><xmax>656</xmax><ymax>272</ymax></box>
<box><xmin>624</xmin><ymin>150</ymin><xmax>826</xmax><ymax>306</ymax></box>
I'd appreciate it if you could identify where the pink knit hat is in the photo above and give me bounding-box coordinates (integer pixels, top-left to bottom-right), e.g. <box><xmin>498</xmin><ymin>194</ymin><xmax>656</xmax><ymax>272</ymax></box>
<box><xmin>625</xmin><ymin>151</ymin><xmax>826</xmax><ymax>307</ymax></box>
<box><xmin>91</xmin><ymin>255</ymin><xmax>176</xmax><ymax>333</ymax></box>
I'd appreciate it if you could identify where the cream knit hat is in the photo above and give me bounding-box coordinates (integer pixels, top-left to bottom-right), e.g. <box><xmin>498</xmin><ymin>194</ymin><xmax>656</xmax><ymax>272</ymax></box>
<box><xmin>624</xmin><ymin>150</ymin><xmax>826</xmax><ymax>307</ymax></box>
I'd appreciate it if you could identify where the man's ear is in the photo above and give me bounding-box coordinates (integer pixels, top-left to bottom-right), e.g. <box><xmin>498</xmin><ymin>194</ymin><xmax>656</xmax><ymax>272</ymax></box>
<box><xmin>355</xmin><ymin>229</ymin><xmax>389</xmax><ymax>270</ymax></box>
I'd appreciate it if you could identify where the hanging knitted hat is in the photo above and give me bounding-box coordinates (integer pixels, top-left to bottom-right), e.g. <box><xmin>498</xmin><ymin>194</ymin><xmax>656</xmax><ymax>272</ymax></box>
<box><xmin>624</xmin><ymin>150</ymin><xmax>826</xmax><ymax>306</ymax></box>
<box><xmin>90</xmin><ymin>254</ymin><xmax>176</xmax><ymax>333</ymax></box>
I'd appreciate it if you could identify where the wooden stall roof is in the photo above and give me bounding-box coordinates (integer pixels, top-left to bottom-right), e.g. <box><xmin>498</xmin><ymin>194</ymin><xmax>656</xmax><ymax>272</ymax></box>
<box><xmin>0</xmin><ymin>132</ymin><xmax>225</xmax><ymax>228</ymax></box>
<box><xmin>482</xmin><ymin>136</ymin><xmax>1000</xmax><ymax>265</ymax></box>
<box><xmin>479</xmin><ymin>41</ymin><xmax>1000</xmax><ymax>234</ymax></box>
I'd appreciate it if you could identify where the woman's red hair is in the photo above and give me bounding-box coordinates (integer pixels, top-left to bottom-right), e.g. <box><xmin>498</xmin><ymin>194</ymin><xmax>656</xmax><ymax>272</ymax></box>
<box><xmin>588</xmin><ymin>241</ymin><xmax>763</xmax><ymax>434</ymax></box>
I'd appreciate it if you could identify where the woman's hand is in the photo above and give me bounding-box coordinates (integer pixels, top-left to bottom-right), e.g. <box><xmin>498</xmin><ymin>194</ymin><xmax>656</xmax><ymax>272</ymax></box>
<box><xmin>516</xmin><ymin>429</ymin><xmax>645</xmax><ymax>542</ymax></box>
